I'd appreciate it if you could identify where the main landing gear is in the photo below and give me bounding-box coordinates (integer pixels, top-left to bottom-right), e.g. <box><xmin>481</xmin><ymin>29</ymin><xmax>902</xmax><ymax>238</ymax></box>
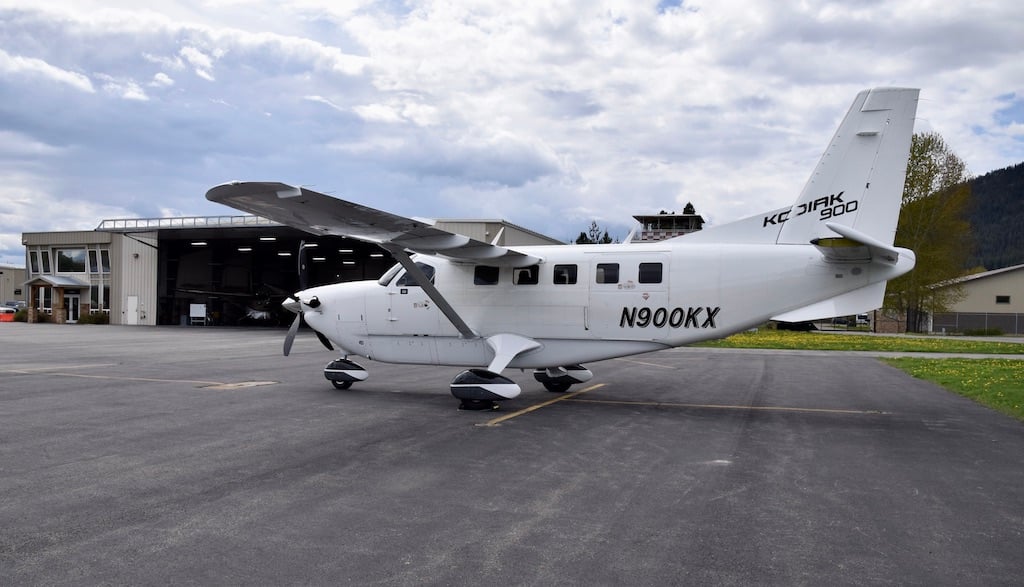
<box><xmin>450</xmin><ymin>369</ymin><xmax>520</xmax><ymax>410</ymax></box>
<box><xmin>325</xmin><ymin>359</ymin><xmax>593</xmax><ymax>410</ymax></box>
<box><xmin>532</xmin><ymin>365</ymin><xmax>593</xmax><ymax>393</ymax></box>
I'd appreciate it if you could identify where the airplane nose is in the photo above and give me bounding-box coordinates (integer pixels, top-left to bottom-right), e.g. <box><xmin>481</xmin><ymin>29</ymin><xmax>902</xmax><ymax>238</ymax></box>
<box><xmin>282</xmin><ymin>296</ymin><xmax>300</xmax><ymax>314</ymax></box>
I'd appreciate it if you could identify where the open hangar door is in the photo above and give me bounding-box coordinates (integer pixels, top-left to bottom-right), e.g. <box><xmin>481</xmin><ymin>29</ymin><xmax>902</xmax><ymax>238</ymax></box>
<box><xmin>156</xmin><ymin>227</ymin><xmax>394</xmax><ymax>326</ymax></box>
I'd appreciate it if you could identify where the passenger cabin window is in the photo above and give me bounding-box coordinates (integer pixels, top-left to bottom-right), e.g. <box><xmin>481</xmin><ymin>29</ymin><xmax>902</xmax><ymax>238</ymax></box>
<box><xmin>553</xmin><ymin>264</ymin><xmax>577</xmax><ymax>285</ymax></box>
<box><xmin>514</xmin><ymin>265</ymin><xmax>539</xmax><ymax>285</ymax></box>
<box><xmin>474</xmin><ymin>265</ymin><xmax>500</xmax><ymax>285</ymax></box>
<box><xmin>639</xmin><ymin>262</ymin><xmax>663</xmax><ymax>284</ymax></box>
<box><xmin>595</xmin><ymin>263</ymin><xmax>619</xmax><ymax>284</ymax></box>
<box><xmin>395</xmin><ymin>262</ymin><xmax>436</xmax><ymax>286</ymax></box>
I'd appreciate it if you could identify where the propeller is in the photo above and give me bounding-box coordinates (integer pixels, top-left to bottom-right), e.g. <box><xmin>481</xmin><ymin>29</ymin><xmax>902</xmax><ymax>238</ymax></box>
<box><xmin>283</xmin><ymin>304</ymin><xmax>302</xmax><ymax>356</ymax></box>
<box><xmin>282</xmin><ymin>240</ymin><xmax>334</xmax><ymax>356</ymax></box>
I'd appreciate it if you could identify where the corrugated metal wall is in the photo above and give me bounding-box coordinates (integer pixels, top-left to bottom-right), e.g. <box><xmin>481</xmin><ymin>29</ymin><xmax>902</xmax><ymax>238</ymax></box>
<box><xmin>110</xmin><ymin>232</ymin><xmax>158</xmax><ymax>325</ymax></box>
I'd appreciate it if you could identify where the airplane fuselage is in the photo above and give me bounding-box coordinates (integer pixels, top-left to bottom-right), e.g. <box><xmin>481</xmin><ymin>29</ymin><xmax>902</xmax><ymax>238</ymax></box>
<box><xmin>299</xmin><ymin>240</ymin><xmax>912</xmax><ymax>369</ymax></box>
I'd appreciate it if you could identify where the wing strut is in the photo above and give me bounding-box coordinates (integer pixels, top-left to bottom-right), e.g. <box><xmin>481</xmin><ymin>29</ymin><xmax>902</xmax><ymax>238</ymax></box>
<box><xmin>381</xmin><ymin>245</ymin><xmax>478</xmax><ymax>339</ymax></box>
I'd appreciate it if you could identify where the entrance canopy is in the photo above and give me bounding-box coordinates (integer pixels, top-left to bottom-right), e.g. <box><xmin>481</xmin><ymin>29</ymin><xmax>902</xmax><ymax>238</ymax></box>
<box><xmin>23</xmin><ymin>275</ymin><xmax>90</xmax><ymax>324</ymax></box>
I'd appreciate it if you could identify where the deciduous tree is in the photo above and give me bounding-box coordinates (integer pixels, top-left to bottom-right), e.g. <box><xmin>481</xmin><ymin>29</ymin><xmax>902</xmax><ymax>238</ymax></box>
<box><xmin>885</xmin><ymin>132</ymin><xmax>973</xmax><ymax>332</ymax></box>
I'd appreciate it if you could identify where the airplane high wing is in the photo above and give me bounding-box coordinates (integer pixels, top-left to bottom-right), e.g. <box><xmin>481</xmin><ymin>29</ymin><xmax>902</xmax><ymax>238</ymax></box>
<box><xmin>206</xmin><ymin>182</ymin><xmax>540</xmax><ymax>266</ymax></box>
<box><xmin>206</xmin><ymin>87</ymin><xmax>921</xmax><ymax>411</ymax></box>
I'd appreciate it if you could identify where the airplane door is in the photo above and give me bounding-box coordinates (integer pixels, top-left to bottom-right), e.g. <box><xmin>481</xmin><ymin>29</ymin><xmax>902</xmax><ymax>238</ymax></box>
<box><xmin>367</xmin><ymin>262</ymin><xmax>441</xmax><ymax>336</ymax></box>
<box><xmin>588</xmin><ymin>254</ymin><xmax>670</xmax><ymax>341</ymax></box>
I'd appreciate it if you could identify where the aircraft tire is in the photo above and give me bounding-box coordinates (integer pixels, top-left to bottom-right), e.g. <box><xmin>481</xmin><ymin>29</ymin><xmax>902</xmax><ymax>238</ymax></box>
<box><xmin>331</xmin><ymin>380</ymin><xmax>353</xmax><ymax>390</ymax></box>
<box><xmin>542</xmin><ymin>381</ymin><xmax>572</xmax><ymax>393</ymax></box>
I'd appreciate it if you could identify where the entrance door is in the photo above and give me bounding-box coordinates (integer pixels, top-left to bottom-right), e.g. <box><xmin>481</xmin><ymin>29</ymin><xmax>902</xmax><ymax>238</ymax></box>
<box><xmin>125</xmin><ymin>295</ymin><xmax>139</xmax><ymax>325</ymax></box>
<box><xmin>67</xmin><ymin>294</ymin><xmax>81</xmax><ymax>323</ymax></box>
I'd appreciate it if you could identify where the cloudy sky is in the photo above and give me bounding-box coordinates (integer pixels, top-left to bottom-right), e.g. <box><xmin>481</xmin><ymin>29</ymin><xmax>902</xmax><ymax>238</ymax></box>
<box><xmin>1</xmin><ymin>1</ymin><xmax>1022</xmax><ymax>264</ymax></box>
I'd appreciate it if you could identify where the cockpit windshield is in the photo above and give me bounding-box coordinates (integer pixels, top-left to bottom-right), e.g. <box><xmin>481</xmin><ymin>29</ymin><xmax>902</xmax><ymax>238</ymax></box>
<box><xmin>378</xmin><ymin>262</ymin><xmax>436</xmax><ymax>286</ymax></box>
<box><xmin>377</xmin><ymin>263</ymin><xmax>403</xmax><ymax>286</ymax></box>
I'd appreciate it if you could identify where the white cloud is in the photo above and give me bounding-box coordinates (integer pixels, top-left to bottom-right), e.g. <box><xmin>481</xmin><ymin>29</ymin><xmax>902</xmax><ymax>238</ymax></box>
<box><xmin>179</xmin><ymin>46</ymin><xmax>216</xmax><ymax>80</ymax></box>
<box><xmin>97</xmin><ymin>74</ymin><xmax>149</xmax><ymax>100</ymax></box>
<box><xmin>150</xmin><ymin>72</ymin><xmax>175</xmax><ymax>87</ymax></box>
<box><xmin>0</xmin><ymin>48</ymin><xmax>95</xmax><ymax>93</ymax></box>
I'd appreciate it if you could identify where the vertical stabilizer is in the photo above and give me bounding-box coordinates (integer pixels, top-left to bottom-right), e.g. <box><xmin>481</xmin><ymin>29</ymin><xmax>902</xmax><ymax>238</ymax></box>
<box><xmin>776</xmin><ymin>87</ymin><xmax>919</xmax><ymax>246</ymax></box>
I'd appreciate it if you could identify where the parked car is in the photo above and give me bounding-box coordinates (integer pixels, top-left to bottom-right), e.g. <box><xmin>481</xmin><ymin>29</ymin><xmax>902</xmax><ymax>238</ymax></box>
<box><xmin>3</xmin><ymin>300</ymin><xmax>26</xmax><ymax>309</ymax></box>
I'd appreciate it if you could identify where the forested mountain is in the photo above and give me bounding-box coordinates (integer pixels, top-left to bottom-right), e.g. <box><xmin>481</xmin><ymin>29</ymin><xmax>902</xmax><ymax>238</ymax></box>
<box><xmin>966</xmin><ymin>161</ymin><xmax>1024</xmax><ymax>270</ymax></box>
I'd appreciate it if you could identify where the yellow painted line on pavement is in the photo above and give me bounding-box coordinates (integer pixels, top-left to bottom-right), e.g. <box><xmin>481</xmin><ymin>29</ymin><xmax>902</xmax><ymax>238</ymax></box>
<box><xmin>4</xmin><ymin>367</ymin><xmax>276</xmax><ymax>389</ymax></box>
<box><xmin>612</xmin><ymin>357</ymin><xmax>677</xmax><ymax>369</ymax></box>
<box><xmin>2</xmin><ymin>363</ymin><xmax>119</xmax><ymax>373</ymax></box>
<box><xmin>567</xmin><ymin>398</ymin><xmax>888</xmax><ymax>415</ymax></box>
<box><xmin>478</xmin><ymin>383</ymin><xmax>606</xmax><ymax>427</ymax></box>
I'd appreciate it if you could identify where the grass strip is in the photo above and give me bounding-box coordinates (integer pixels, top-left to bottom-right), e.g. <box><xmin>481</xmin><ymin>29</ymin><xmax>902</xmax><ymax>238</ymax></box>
<box><xmin>698</xmin><ymin>330</ymin><xmax>1024</xmax><ymax>354</ymax></box>
<box><xmin>882</xmin><ymin>358</ymin><xmax>1024</xmax><ymax>421</ymax></box>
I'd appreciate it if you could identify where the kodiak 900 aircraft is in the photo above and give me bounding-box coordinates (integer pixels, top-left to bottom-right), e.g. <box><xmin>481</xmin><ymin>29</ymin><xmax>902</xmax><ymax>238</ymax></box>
<box><xmin>207</xmin><ymin>87</ymin><xmax>920</xmax><ymax>410</ymax></box>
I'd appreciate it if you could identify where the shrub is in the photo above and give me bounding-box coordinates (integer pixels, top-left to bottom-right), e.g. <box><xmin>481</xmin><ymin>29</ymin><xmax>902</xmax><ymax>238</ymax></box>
<box><xmin>963</xmin><ymin>327</ymin><xmax>1004</xmax><ymax>336</ymax></box>
<box><xmin>77</xmin><ymin>312</ymin><xmax>110</xmax><ymax>325</ymax></box>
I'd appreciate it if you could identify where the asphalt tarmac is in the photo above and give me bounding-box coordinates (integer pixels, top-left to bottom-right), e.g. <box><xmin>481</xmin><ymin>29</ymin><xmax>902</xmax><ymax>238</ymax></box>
<box><xmin>2</xmin><ymin>324</ymin><xmax>1023</xmax><ymax>585</ymax></box>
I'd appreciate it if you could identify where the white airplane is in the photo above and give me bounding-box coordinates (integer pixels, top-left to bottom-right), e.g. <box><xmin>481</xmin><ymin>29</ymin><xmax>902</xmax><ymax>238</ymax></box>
<box><xmin>207</xmin><ymin>87</ymin><xmax>919</xmax><ymax>409</ymax></box>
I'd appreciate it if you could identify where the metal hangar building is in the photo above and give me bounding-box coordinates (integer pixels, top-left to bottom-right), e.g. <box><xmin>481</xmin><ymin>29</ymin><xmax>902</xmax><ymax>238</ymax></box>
<box><xmin>21</xmin><ymin>214</ymin><xmax>562</xmax><ymax>326</ymax></box>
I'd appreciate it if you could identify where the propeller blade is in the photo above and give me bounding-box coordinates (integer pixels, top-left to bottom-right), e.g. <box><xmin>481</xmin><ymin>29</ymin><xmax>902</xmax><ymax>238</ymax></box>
<box><xmin>298</xmin><ymin>240</ymin><xmax>309</xmax><ymax>291</ymax></box>
<box><xmin>315</xmin><ymin>330</ymin><xmax>334</xmax><ymax>351</ymax></box>
<box><xmin>283</xmin><ymin>312</ymin><xmax>301</xmax><ymax>356</ymax></box>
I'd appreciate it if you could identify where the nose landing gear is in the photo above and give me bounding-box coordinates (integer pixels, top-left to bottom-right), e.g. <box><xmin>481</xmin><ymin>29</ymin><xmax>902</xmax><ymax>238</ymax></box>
<box><xmin>324</xmin><ymin>358</ymin><xmax>368</xmax><ymax>390</ymax></box>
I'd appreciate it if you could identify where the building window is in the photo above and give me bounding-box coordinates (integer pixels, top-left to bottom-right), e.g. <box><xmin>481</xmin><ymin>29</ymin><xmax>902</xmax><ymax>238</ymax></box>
<box><xmin>639</xmin><ymin>262</ymin><xmax>663</xmax><ymax>284</ymax></box>
<box><xmin>30</xmin><ymin>251</ymin><xmax>40</xmax><ymax>274</ymax></box>
<box><xmin>996</xmin><ymin>295</ymin><xmax>1010</xmax><ymax>304</ymax></box>
<box><xmin>89</xmin><ymin>250</ymin><xmax>99</xmax><ymax>273</ymax></box>
<box><xmin>57</xmin><ymin>249</ymin><xmax>87</xmax><ymax>273</ymax></box>
<box><xmin>37</xmin><ymin>287</ymin><xmax>51</xmax><ymax>311</ymax></box>
<box><xmin>474</xmin><ymin>265</ymin><xmax>500</xmax><ymax>285</ymax></box>
<box><xmin>596</xmin><ymin>263</ymin><xmax>619</xmax><ymax>284</ymax></box>
<box><xmin>100</xmin><ymin>250</ymin><xmax>111</xmax><ymax>273</ymax></box>
<box><xmin>553</xmin><ymin>264</ymin><xmax>577</xmax><ymax>285</ymax></box>
<box><xmin>40</xmin><ymin>251</ymin><xmax>51</xmax><ymax>274</ymax></box>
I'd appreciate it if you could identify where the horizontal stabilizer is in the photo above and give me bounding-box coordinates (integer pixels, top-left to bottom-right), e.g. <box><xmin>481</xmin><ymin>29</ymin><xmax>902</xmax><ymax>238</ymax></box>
<box><xmin>771</xmin><ymin>282</ymin><xmax>886</xmax><ymax>323</ymax></box>
<box><xmin>813</xmin><ymin>222</ymin><xmax>903</xmax><ymax>265</ymax></box>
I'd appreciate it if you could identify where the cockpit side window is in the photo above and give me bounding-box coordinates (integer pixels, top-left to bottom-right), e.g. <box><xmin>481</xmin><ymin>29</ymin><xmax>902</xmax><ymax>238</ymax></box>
<box><xmin>395</xmin><ymin>262</ymin><xmax>436</xmax><ymax>286</ymax></box>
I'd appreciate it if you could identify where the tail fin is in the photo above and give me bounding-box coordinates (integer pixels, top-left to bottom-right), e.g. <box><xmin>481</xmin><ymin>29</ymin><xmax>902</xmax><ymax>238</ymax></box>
<box><xmin>776</xmin><ymin>87</ymin><xmax>919</xmax><ymax>246</ymax></box>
